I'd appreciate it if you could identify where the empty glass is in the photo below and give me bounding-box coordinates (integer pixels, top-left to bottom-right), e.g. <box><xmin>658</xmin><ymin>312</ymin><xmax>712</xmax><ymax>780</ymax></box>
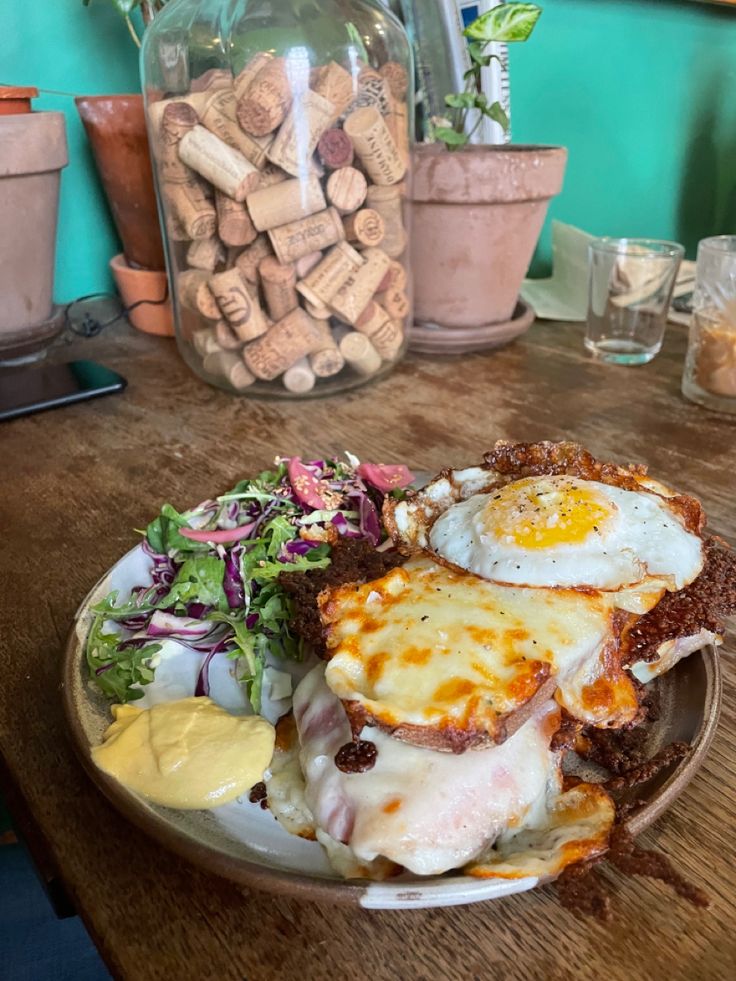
<box><xmin>585</xmin><ymin>238</ymin><xmax>684</xmax><ymax>365</ymax></box>
<box><xmin>682</xmin><ymin>235</ymin><xmax>736</xmax><ymax>414</ymax></box>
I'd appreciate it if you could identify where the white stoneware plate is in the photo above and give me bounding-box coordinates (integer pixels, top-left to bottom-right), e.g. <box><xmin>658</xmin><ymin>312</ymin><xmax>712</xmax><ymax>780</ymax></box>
<box><xmin>63</xmin><ymin>522</ymin><xmax>721</xmax><ymax>909</ymax></box>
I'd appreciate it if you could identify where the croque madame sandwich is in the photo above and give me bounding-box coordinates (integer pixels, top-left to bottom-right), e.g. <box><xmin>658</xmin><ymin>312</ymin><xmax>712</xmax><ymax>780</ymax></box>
<box><xmin>273</xmin><ymin>441</ymin><xmax>736</xmax><ymax>884</ymax></box>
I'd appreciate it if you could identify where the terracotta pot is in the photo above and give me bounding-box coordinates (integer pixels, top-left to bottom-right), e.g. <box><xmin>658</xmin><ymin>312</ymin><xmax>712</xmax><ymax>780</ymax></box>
<box><xmin>110</xmin><ymin>253</ymin><xmax>174</xmax><ymax>336</ymax></box>
<box><xmin>76</xmin><ymin>94</ymin><xmax>165</xmax><ymax>271</ymax></box>
<box><xmin>411</xmin><ymin>144</ymin><xmax>567</xmax><ymax>328</ymax></box>
<box><xmin>0</xmin><ymin>111</ymin><xmax>68</xmax><ymax>360</ymax></box>
<box><xmin>0</xmin><ymin>86</ymin><xmax>38</xmax><ymax>115</ymax></box>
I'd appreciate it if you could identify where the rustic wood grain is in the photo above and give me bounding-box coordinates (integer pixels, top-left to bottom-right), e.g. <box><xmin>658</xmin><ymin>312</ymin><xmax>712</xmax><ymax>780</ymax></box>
<box><xmin>1</xmin><ymin>318</ymin><xmax>735</xmax><ymax>981</ymax></box>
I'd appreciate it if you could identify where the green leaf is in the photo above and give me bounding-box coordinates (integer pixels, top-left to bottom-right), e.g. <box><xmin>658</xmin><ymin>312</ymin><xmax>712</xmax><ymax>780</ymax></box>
<box><xmin>483</xmin><ymin>100</ymin><xmax>510</xmax><ymax>132</ymax></box>
<box><xmin>464</xmin><ymin>2</ymin><xmax>542</xmax><ymax>43</ymax></box>
<box><xmin>86</xmin><ymin>614</ymin><xmax>161</xmax><ymax>703</ymax></box>
<box><xmin>145</xmin><ymin>503</ymin><xmax>210</xmax><ymax>556</ymax></box>
<box><xmin>445</xmin><ymin>92</ymin><xmax>478</xmax><ymax>110</ymax></box>
<box><xmin>468</xmin><ymin>42</ymin><xmax>492</xmax><ymax>68</ymax></box>
<box><xmin>166</xmin><ymin>556</ymin><xmax>228</xmax><ymax>610</ymax></box>
<box><xmin>433</xmin><ymin>126</ymin><xmax>469</xmax><ymax>148</ymax></box>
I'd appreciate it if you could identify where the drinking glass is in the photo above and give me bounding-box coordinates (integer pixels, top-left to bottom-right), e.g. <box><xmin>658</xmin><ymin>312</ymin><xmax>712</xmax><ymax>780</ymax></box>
<box><xmin>585</xmin><ymin>238</ymin><xmax>684</xmax><ymax>365</ymax></box>
<box><xmin>682</xmin><ymin>235</ymin><xmax>736</xmax><ymax>415</ymax></box>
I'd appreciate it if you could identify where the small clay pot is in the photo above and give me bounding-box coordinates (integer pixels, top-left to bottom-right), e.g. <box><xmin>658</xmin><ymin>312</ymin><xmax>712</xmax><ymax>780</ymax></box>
<box><xmin>110</xmin><ymin>253</ymin><xmax>174</xmax><ymax>337</ymax></box>
<box><xmin>411</xmin><ymin>144</ymin><xmax>567</xmax><ymax>329</ymax></box>
<box><xmin>0</xmin><ymin>111</ymin><xmax>68</xmax><ymax>353</ymax></box>
<box><xmin>0</xmin><ymin>86</ymin><xmax>38</xmax><ymax>115</ymax></box>
<box><xmin>76</xmin><ymin>94</ymin><xmax>166</xmax><ymax>271</ymax></box>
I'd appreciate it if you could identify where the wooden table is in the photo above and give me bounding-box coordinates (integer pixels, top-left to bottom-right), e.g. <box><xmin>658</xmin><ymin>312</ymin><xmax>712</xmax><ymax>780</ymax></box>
<box><xmin>1</xmin><ymin>318</ymin><xmax>734</xmax><ymax>981</ymax></box>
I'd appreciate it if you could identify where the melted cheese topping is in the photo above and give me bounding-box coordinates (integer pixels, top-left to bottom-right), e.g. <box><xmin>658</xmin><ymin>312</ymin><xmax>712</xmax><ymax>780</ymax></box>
<box><xmin>321</xmin><ymin>556</ymin><xmax>642</xmax><ymax>736</ymax></box>
<box><xmin>293</xmin><ymin>665</ymin><xmax>562</xmax><ymax>876</ymax></box>
<box><xmin>92</xmin><ymin>696</ymin><xmax>275</xmax><ymax>809</ymax></box>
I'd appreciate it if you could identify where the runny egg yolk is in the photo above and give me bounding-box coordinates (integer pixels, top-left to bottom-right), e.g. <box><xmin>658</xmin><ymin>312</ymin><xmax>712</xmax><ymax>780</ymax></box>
<box><xmin>481</xmin><ymin>477</ymin><xmax>616</xmax><ymax>549</ymax></box>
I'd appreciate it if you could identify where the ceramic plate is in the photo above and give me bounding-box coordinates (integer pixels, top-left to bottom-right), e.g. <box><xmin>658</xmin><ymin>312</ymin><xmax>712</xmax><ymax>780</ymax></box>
<box><xmin>63</xmin><ymin>530</ymin><xmax>721</xmax><ymax>910</ymax></box>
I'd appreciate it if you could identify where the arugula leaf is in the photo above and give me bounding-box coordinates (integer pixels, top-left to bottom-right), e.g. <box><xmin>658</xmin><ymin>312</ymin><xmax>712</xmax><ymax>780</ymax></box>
<box><xmin>86</xmin><ymin>614</ymin><xmax>161</xmax><ymax>703</ymax></box>
<box><xmin>166</xmin><ymin>556</ymin><xmax>228</xmax><ymax>610</ymax></box>
<box><xmin>145</xmin><ymin>503</ymin><xmax>210</xmax><ymax>555</ymax></box>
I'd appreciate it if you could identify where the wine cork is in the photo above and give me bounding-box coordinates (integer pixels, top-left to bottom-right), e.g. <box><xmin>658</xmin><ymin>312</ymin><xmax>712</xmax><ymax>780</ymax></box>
<box><xmin>339</xmin><ymin>331</ymin><xmax>381</xmax><ymax>376</ymax></box>
<box><xmin>234</xmin><ymin>52</ymin><xmax>274</xmax><ymax>101</ymax></box>
<box><xmin>244</xmin><ymin>308</ymin><xmax>325</xmax><ymax>380</ymax></box>
<box><xmin>342</xmin><ymin>208</ymin><xmax>385</xmax><ymax>248</ymax></box>
<box><xmin>159</xmin><ymin>102</ymin><xmax>199</xmax><ymax>185</ymax></box>
<box><xmin>374</xmin><ymin>287</ymin><xmax>409</xmax><ymax>321</ymax></box>
<box><xmin>256</xmin><ymin>163</ymin><xmax>289</xmax><ymax>190</ymax></box>
<box><xmin>215</xmin><ymin>189</ymin><xmax>258</xmax><ymax>247</ymax></box>
<box><xmin>329</xmin><ymin>247</ymin><xmax>391</xmax><ymax>325</ymax></box>
<box><xmin>352</xmin><ymin>68</ymin><xmax>392</xmax><ymax>116</ymax></box>
<box><xmin>344</xmin><ymin>107</ymin><xmax>406</xmax><ymax>186</ymax></box>
<box><xmin>308</xmin><ymin>320</ymin><xmax>344</xmax><ymax>377</ymax></box>
<box><xmin>179</xmin><ymin>270</ymin><xmax>221</xmax><ymax>319</ymax></box>
<box><xmin>283</xmin><ymin>357</ymin><xmax>316</xmax><ymax>394</ymax></box>
<box><xmin>234</xmin><ymin>234</ymin><xmax>273</xmax><ymax>285</ymax></box>
<box><xmin>326</xmin><ymin>167</ymin><xmax>367</xmax><ymax>215</ymax></box>
<box><xmin>187</xmin><ymin>236</ymin><xmax>226</xmax><ymax>271</ymax></box>
<box><xmin>188</xmin><ymin>87</ymin><xmax>273</xmax><ymax>169</ymax></box>
<box><xmin>209</xmin><ymin>268</ymin><xmax>268</xmax><ymax>341</ymax></box>
<box><xmin>385</xmin><ymin>95</ymin><xmax>410</xmax><ymax>167</ymax></box>
<box><xmin>167</xmin><ymin>179</ymin><xmax>217</xmax><ymax>240</ymax></box>
<box><xmin>294</xmin><ymin>250</ymin><xmax>323</xmax><ymax>279</ymax></box>
<box><xmin>312</xmin><ymin>61</ymin><xmax>355</xmax><ymax>120</ymax></box>
<box><xmin>246</xmin><ymin>175</ymin><xmax>326</xmax><ymax>232</ymax></box>
<box><xmin>377</xmin><ymin>259</ymin><xmax>407</xmax><ymax>292</ymax></box>
<box><xmin>236</xmin><ymin>56</ymin><xmax>291</xmax><ymax>137</ymax></box>
<box><xmin>267</xmin><ymin>90</ymin><xmax>337</xmax><ymax>177</ymax></box>
<box><xmin>318</xmin><ymin>128</ymin><xmax>354</xmax><ymax>170</ymax></box>
<box><xmin>166</xmin><ymin>212</ymin><xmax>189</xmax><ymax>242</ymax></box>
<box><xmin>355</xmin><ymin>302</ymin><xmax>404</xmax><ymax>360</ymax></box>
<box><xmin>146</xmin><ymin>97</ymin><xmax>171</xmax><ymax>136</ymax></box>
<box><xmin>380</xmin><ymin>62</ymin><xmax>409</xmax><ymax>100</ymax></box>
<box><xmin>259</xmin><ymin>256</ymin><xmax>298</xmax><ymax>321</ymax></box>
<box><xmin>304</xmin><ymin>298</ymin><xmax>332</xmax><ymax>320</ymax></box>
<box><xmin>179</xmin><ymin>126</ymin><xmax>261</xmax><ymax>201</ymax></box>
<box><xmin>268</xmin><ymin>207</ymin><xmax>345</xmax><ymax>264</ymax></box>
<box><xmin>191</xmin><ymin>68</ymin><xmax>233</xmax><ymax>93</ymax></box>
<box><xmin>192</xmin><ymin>328</ymin><xmax>221</xmax><ymax>358</ymax></box>
<box><xmin>214</xmin><ymin>318</ymin><xmax>243</xmax><ymax>350</ymax></box>
<box><xmin>365</xmin><ymin>184</ymin><xmax>407</xmax><ymax>258</ymax></box>
<box><xmin>203</xmin><ymin>350</ymin><xmax>255</xmax><ymax>391</ymax></box>
<box><xmin>296</xmin><ymin>242</ymin><xmax>364</xmax><ymax>306</ymax></box>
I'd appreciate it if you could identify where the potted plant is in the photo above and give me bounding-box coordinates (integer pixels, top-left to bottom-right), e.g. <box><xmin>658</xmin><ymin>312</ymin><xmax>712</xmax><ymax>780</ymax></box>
<box><xmin>411</xmin><ymin>2</ymin><xmax>567</xmax><ymax>334</ymax></box>
<box><xmin>78</xmin><ymin>0</ymin><xmax>173</xmax><ymax>335</ymax></box>
<box><xmin>0</xmin><ymin>87</ymin><xmax>68</xmax><ymax>363</ymax></box>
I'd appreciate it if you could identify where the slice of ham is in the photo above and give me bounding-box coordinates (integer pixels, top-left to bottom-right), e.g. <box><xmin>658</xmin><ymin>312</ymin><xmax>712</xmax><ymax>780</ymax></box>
<box><xmin>293</xmin><ymin>664</ymin><xmax>561</xmax><ymax>877</ymax></box>
<box><xmin>630</xmin><ymin>629</ymin><xmax>719</xmax><ymax>683</ymax></box>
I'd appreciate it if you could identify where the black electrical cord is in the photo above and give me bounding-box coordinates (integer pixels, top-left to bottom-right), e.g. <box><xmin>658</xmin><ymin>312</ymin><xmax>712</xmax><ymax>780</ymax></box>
<box><xmin>64</xmin><ymin>284</ymin><xmax>170</xmax><ymax>338</ymax></box>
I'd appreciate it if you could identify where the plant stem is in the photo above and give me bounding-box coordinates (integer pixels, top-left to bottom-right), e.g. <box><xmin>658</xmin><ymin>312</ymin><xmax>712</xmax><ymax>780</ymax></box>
<box><xmin>125</xmin><ymin>14</ymin><xmax>142</xmax><ymax>48</ymax></box>
<box><xmin>141</xmin><ymin>2</ymin><xmax>158</xmax><ymax>26</ymax></box>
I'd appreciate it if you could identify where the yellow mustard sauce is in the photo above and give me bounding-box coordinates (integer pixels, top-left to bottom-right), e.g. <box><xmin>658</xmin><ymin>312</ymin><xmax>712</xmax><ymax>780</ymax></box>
<box><xmin>92</xmin><ymin>696</ymin><xmax>275</xmax><ymax>809</ymax></box>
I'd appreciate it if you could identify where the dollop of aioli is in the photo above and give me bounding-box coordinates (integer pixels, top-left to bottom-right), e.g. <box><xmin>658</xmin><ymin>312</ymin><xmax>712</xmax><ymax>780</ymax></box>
<box><xmin>92</xmin><ymin>696</ymin><xmax>275</xmax><ymax>809</ymax></box>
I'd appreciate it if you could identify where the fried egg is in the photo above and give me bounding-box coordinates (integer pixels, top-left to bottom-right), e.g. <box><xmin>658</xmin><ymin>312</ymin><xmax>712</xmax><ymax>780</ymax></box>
<box><xmin>398</xmin><ymin>473</ymin><xmax>703</xmax><ymax>592</ymax></box>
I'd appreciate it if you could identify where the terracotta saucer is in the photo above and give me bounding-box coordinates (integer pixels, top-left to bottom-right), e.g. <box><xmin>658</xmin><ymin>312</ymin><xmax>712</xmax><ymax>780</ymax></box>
<box><xmin>409</xmin><ymin>298</ymin><xmax>535</xmax><ymax>354</ymax></box>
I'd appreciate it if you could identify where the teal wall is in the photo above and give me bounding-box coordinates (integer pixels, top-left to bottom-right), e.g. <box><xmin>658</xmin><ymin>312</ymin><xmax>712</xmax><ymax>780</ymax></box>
<box><xmin>510</xmin><ymin>0</ymin><xmax>736</xmax><ymax>275</ymax></box>
<box><xmin>2</xmin><ymin>1</ymin><xmax>735</xmax><ymax>298</ymax></box>
<box><xmin>2</xmin><ymin>1</ymin><xmax>142</xmax><ymax>302</ymax></box>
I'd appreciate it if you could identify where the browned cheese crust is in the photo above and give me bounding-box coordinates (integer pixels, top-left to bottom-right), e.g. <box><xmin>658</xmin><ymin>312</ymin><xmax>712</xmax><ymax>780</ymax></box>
<box><xmin>341</xmin><ymin>674</ymin><xmax>559</xmax><ymax>753</ymax></box>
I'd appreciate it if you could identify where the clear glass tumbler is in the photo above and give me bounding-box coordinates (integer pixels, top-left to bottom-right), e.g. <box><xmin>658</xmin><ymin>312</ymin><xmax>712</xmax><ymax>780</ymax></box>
<box><xmin>682</xmin><ymin>235</ymin><xmax>736</xmax><ymax>414</ymax></box>
<box><xmin>585</xmin><ymin>238</ymin><xmax>684</xmax><ymax>365</ymax></box>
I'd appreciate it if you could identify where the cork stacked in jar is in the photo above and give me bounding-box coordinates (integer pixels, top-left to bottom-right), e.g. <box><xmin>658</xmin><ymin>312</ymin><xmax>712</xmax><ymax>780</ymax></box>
<box><xmin>146</xmin><ymin>51</ymin><xmax>411</xmax><ymax>396</ymax></box>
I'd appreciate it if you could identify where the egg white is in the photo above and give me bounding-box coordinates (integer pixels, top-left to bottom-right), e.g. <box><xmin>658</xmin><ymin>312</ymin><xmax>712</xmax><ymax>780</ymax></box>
<box><xmin>429</xmin><ymin>476</ymin><xmax>703</xmax><ymax>591</ymax></box>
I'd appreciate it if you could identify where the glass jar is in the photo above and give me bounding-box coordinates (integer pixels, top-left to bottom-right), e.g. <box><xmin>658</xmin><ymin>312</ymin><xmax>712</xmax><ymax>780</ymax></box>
<box><xmin>682</xmin><ymin>235</ymin><xmax>736</xmax><ymax>415</ymax></box>
<box><xmin>141</xmin><ymin>0</ymin><xmax>413</xmax><ymax>398</ymax></box>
